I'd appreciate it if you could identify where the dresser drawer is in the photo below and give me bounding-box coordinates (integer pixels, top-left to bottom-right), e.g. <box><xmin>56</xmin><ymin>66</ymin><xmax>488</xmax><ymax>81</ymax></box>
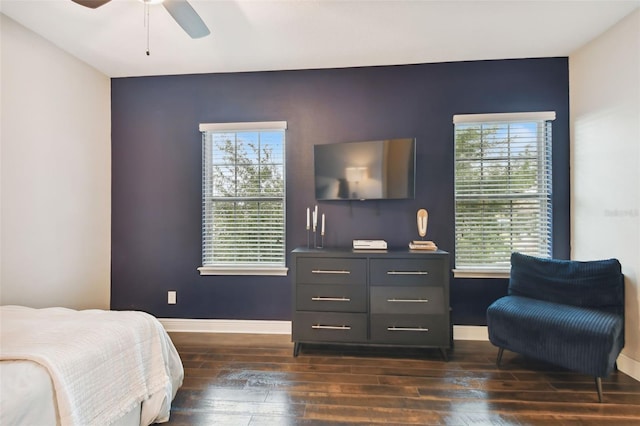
<box><xmin>296</xmin><ymin>284</ymin><xmax>366</xmax><ymax>312</ymax></box>
<box><xmin>292</xmin><ymin>312</ymin><xmax>367</xmax><ymax>343</ymax></box>
<box><xmin>369</xmin><ymin>258</ymin><xmax>443</xmax><ymax>286</ymax></box>
<box><xmin>296</xmin><ymin>258</ymin><xmax>367</xmax><ymax>285</ymax></box>
<box><xmin>370</xmin><ymin>314</ymin><xmax>449</xmax><ymax>346</ymax></box>
<box><xmin>370</xmin><ymin>286</ymin><xmax>444</xmax><ymax>314</ymax></box>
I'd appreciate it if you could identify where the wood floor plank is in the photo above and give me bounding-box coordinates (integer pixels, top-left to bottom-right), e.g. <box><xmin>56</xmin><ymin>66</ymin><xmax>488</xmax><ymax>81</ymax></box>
<box><xmin>165</xmin><ymin>333</ymin><xmax>640</xmax><ymax>425</ymax></box>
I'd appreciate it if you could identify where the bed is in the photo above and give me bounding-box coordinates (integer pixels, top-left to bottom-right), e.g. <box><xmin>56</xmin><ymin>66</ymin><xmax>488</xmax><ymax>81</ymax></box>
<box><xmin>0</xmin><ymin>305</ymin><xmax>184</xmax><ymax>426</ymax></box>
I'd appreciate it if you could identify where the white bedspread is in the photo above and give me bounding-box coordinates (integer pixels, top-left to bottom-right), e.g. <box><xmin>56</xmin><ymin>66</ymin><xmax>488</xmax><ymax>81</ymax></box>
<box><xmin>0</xmin><ymin>305</ymin><xmax>183</xmax><ymax>426</ymax></box>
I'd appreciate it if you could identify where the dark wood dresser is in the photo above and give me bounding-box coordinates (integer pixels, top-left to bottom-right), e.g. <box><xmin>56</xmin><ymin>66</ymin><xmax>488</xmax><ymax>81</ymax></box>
<box><xmin>291</xmin><ymin>247</ymin><xmax>451</xmax><ymax>359</ymax></box>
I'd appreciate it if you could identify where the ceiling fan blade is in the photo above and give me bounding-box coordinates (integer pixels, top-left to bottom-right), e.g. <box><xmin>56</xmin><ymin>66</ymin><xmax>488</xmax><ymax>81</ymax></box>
<box><xmin>163</xmin><ymin>0</ymin><xmax>210</xmax><ymax>39</ymax></box>
<box><xmin>71</xmin><ymin>0</ymin><xmax>111</xmax><ymax>9</ymax></box>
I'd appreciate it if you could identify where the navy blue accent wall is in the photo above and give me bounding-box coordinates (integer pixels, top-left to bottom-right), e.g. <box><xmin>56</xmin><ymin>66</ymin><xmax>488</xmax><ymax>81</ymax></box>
<box><xmin>111</xmin><ymin>58</ymin><xmax>569</xmax><ymax>324</ymax></box>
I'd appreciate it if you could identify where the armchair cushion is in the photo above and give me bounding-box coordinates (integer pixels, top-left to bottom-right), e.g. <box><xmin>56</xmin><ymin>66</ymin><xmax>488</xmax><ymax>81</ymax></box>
<box><xmin>509</xmin><ymin>252</ymin><xmax>624</xmax><ymax>315</ymax></box>
<box><xmin>487</xmin><ymin>295</ymin><xmax>624</xmax><ymax>377</ymax></box>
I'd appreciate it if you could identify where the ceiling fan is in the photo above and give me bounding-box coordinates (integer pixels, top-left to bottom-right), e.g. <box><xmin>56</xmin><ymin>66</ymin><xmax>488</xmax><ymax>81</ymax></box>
<box><xmin>71</xmin><ymin>0</ymin><xmax>210</xmax><ymax>39</ymax></box>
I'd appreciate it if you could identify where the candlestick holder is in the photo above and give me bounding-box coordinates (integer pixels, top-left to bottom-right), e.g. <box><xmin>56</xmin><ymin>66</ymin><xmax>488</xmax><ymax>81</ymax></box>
<box><xmin>306</xmin><ymin>205</ymin><xmax>325</xmax><ymax>249</ymax></box>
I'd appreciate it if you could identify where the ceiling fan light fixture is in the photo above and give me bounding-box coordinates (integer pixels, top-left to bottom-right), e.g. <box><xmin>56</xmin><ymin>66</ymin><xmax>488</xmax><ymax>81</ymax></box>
<box><xmin>141</xmin><ymin>0</ymin><xmax>164</xmax><ymax>5</ymax></box>
<box><xmin>71</xmin><ymin>0</ymin><xmax>111</xmax><ymax>8</ymax></box>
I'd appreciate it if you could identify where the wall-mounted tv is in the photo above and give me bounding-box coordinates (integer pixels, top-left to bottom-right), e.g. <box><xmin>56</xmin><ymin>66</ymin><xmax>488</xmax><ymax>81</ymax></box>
<box><xmin>314</xmin><ymin>138</ymin><xmax>416</xmax><ymax>201</ymax></box>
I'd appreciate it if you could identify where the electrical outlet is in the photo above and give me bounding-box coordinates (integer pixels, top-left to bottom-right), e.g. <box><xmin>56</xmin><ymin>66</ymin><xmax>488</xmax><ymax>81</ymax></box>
<box><xmin>167</xmin><ymin>291</ymin><xmax>177</xmax><ymax>305</ymax></box>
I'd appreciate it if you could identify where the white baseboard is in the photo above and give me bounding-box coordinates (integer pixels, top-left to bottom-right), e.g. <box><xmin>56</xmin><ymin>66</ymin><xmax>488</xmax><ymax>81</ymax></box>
<box><xmin>158</xmin><ymin>318</ymin><xmax>639</xmax><ymax>382</ymax></box>
<box><xmin>452</xmin><ymin>325</ymin><xmax>489</xmax><ymax>341</ymax></box>
<box><xmin>159</xmin><ymin>318</ymin><xmax>489</xmax><ymax>340</ymax></box>
<box><xmin>159</xmin><ymin>318</ymin><xmax>291</xmax><ymax>334</ymax></box>
<box><xmin>618</xmin><ymin>352</ymin><xmax>640</xmax><ymax>382</ymax></box>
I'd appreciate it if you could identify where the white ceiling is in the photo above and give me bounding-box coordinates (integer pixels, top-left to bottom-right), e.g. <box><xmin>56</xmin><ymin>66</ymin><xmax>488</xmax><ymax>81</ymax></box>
<box><xmin>1</xmin><ymin>0</ymin><xmax>638</xmax><ymax>78</ymax></box>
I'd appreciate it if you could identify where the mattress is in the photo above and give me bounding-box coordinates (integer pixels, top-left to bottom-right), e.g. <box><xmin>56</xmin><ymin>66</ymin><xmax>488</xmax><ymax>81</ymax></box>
<box><xmin>0</xmin><ymin>306</ymin><xmax>184</xmax><ymax>426</ymax></box>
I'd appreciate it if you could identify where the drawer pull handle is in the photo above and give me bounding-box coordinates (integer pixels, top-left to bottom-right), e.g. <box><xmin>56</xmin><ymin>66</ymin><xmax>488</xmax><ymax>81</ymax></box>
<box><xmin>387</xmin><ymin>326</ymin><xmax>429</xmax><ymax>332</ymax></box>
<box><xmin>387</xmin><ymin>298</ymin><xmax>429</xmax><ymax>303</ymax></box>
<box><xmin>312</xmin><ymin>297</ymin><xmax>351</xmax><ymax>302</ymax></box>
<box><xmin>386</xmin><ymin>271</ymin><xmax>428</xmax><ymax>276</ymax></box>
<box><xmin>312</xmin><ymin>324</ymin><xmax>351</xmax><ymax>330</ymax></box>
<box><xmin>312</xmin><ymin>269</ymin><xmax>351</xmax><ymax>275</ymax></box>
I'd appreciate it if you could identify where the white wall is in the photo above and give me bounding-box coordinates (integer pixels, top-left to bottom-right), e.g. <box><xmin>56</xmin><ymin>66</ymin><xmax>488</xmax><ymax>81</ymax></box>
<box><xmin>1</xmin><ymin>14</ymin><xmax>111</xmax><ymax>309</ymax></box>
<box><xmin>570</xmin><ymin>9</ymin><xmax>640</xmax><ymax>379</ymax></box>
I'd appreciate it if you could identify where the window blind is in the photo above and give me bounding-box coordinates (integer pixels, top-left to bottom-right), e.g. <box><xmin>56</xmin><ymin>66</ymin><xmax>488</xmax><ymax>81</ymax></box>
<box><xmin>453</xmin><ymin>112</ymin><xmax>555</xmax><ymax>272</ymax></box>
<box><xmin>199</xmin><ymin>122</ymin><xmax>287</xmax><ymax>275</ymax></box>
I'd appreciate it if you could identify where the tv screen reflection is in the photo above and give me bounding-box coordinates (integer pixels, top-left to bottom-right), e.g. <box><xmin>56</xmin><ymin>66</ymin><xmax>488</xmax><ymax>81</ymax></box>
<box><xmin>314</xmin><ymin>138</ymin><xmax>416</xmax><ymax>201</ymax></box>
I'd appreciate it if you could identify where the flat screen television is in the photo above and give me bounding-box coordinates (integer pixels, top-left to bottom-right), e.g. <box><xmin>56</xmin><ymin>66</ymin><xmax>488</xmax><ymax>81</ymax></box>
<box><xmin>314</xmin><ymin>138</ymin><xmax>416</xmax><ymax>201</ymax></box>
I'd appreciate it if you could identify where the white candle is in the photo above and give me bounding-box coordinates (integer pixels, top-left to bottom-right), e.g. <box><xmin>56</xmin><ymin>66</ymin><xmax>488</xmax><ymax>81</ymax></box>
<box><xmin>321</xmin><ymin>213</ymin><xmax>325</xmax><ymax>236</ymax></box>
<box><xmin>313</xmin><ymin>205</ymin><xmax>318</xmax><ymax>230</ymax></box>
<box><xmin>306</xmin><ymin>207</ymin><xmax>310</xmax><ymax>230</ymax></box>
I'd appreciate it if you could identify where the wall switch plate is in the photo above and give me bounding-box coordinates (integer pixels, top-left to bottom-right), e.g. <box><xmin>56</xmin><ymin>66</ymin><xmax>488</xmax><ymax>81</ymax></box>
<box><xmin>168</xmin><ymin>291</ymin><xmax>177</xmax><ymax>304</ymax></box>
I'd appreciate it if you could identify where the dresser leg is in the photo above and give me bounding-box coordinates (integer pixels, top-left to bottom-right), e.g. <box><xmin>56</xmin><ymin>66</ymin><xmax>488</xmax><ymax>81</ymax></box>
<box><xmin>293</xmin><ymin>342</ymin><xmax>300</xmax><ymax>357</ymax></box>
<box><xmin>439</xmin><ymin>347</ymin><xmax>449</xmax><ymax>362</ymax></box>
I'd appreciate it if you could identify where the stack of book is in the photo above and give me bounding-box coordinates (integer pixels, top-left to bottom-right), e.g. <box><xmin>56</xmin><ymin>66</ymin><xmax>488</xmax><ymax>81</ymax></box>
<box><xmin>409</xmin><ymin>240</ymin><xmax>438</xmax><ymax>251</ymax></box>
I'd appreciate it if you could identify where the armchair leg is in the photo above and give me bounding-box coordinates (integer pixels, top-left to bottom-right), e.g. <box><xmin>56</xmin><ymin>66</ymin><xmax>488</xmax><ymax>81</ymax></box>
<box><xmin>496</xmin><ymin>347</ymin><xmax>504</xmax><ymax>367</ymax></box>
<box><xmin>595</xmin><ymin>377</ymin><xmax>603</xmax><ymax>403</ymax></box>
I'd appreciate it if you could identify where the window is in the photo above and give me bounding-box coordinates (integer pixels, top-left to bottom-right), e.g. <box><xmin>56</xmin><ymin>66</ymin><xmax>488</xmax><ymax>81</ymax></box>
<box><xmin>198</xmin><ymin>121</ymin><xmax>287</xmax><ymax>276</ymax></box>
<box><xmin>453</xmin><ymin>112</ymin><xmax>555</xmax><ymax>278</ymax></box>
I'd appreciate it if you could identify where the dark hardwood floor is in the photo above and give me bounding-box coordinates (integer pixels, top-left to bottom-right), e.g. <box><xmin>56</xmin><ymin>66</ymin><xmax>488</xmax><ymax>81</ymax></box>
<box><xmin>165</xmin><ymin>332</ymin><xmax>640</xmax><ymax>425</ymax></box>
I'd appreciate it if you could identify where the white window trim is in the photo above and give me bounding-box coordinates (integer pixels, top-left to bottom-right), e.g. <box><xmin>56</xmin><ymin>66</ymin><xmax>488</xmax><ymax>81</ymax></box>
<box><xmin>199</xmin><ymin>121</ymin><xmax>288</xmax><ymax>132</ymax></box>
<box><xmin>198</xmin><ymin>121</ymin><xmax>288</xmax><ymax>276</ymax></box>
<box><xmin>453</xmin><ymin>111</ymin><xmax>556</xmax><ymax>124</ymax></box>
<box><xmin>198</xmin><ymin>266</ymin><xmax>289</xmax><ymax>276</ymax></box>
<box><xmin>452</xmin><ymin>269</ymin><xmax>510</xmax><ymax>279</ymax></box>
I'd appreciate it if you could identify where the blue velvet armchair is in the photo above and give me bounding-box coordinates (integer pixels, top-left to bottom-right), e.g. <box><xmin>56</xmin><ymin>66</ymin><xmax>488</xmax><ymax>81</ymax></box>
<box><xmin>487</xmin><ymin>252</ymin><xmax>625</xmax><ymax>402</ymax></box>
